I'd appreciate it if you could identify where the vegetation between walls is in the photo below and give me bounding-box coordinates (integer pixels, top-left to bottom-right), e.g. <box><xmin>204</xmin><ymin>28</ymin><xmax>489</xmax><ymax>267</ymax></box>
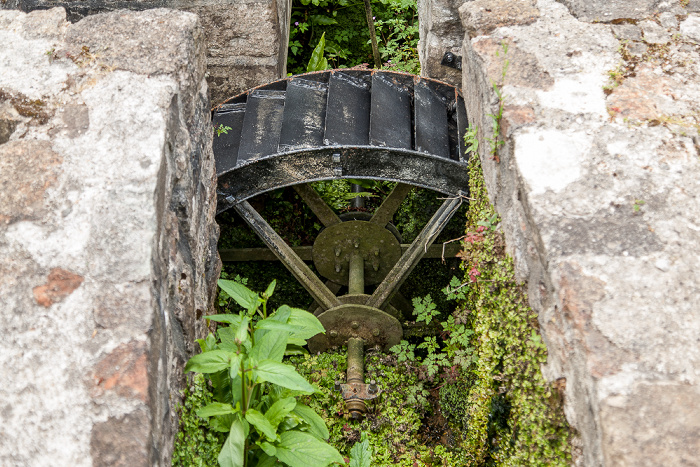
<box><xmin>456</xmin><ymin>156</ymin><xmax>572</xmax><ymax>465</ymax></box>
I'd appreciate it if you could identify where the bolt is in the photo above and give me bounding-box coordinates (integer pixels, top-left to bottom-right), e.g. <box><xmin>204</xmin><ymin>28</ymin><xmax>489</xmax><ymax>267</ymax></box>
<box><xmin>444</xmin><ymin>52</ymin><xmax>454</xmax><ymax>63</ymax></box>
<box><xmin>368</xmin><ymin>380</ymin><xmax>377</xmax><ymax>394</ymax></box>
<box><xmin>329</xmin><ymin>330</ymin><xmax>338</xmax><ymax>338</ymax></box>
<box><xmin>374</xmin><ymin>249</ymin><xmax>380</xmax><ymax>256</ymax></box>
<box><xmin>334</xmin><ymin>381</ymin><xmax>341</xmax><ymax>391</ymax></box>
<box><xmin>354</xmin><ymin>239</ymin><xmax>360</xmax><ymax>248</ymax></box>
<box><xmin>373</xmin><ymin>264</ymin><xmax>379</xmax><ymax>272</ymax></box>
<box><xmin>351</xmin><ymin>321</ymin><xmax>359</xmax><ymax>330</ymax></box>
<box><xmin>335</xmin><ymin>247</ymin><xmax>341</xmax><ymax>257</ymax></box>
<box><xmin>335</xmin><ymin>264</ymin><xmax>341</xmax><ymax>273</ymax></box>
<box><xmin>372</xmin><ymin>329</ymin><xmax>380</xmax><ymax>337</ymax></box>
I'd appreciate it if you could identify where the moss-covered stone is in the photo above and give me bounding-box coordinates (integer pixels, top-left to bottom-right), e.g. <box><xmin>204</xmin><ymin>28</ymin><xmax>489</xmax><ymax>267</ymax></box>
<box><xmin>458</xmin><ymin>155</ymin><xmax>573</xmax><ymax>465</ymax></box>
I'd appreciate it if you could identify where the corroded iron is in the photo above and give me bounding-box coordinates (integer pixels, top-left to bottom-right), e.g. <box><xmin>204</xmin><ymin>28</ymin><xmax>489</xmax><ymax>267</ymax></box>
<box><xmin>308</xmin><ymin>304</ymin><xmax>403</xmax><ymax>353</ymax></box>
<box><xmin>312</xmin><ymin>220</ymin><xmax>402</xmax><ymax>287</ymax></box>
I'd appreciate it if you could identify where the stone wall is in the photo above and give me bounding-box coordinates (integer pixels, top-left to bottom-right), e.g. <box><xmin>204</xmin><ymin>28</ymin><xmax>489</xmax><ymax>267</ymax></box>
<box><xmin>0</xmin><ymin>7</ymin><xmax>219</xmax><ymax>465</ymax></box>
<box><xmin>422</xmin><ymin>0</ymin><xmax>700</xmax><ymax>465</ymax></box>
<box><xmin>1</xmin><ymin>0</ymin><xmax>291</xmax><ymax>105</ymax></box>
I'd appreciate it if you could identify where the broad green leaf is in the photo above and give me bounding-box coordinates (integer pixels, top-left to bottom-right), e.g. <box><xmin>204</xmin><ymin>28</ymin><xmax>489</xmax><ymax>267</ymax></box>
<box><xmin>235</xmin><ymin>316</ymin><xmax>250</xmax><ymax>344</ymax></box>
<box><xmin>258</xmin><ymin>441</ymin><xmax>277</xmax><ymax>457</ymax></box>
<box><xmin>349</xmin><ymin>435</ymin><xmax>373</xmax><ymax>467</ymax></box>
<box><xmin>274</xmin><ymin>430</ymin><xmax>345</xmax><ymax>467</ymax></box>
<box><xmin>218</xmin><ymin>418</ymin><xmax>246</xmax><ymax>467</ymax></box>
<box><xmin>256</xmin><ymin>453</ymin><xmax>278</xmax><ymax>467</ymax></box>
<box><xmin>284</xmin><ymin>344</ymin><xmax>308</xmax><ymax>356</ymax></box>
<box><xmin>254</xmin><ymin>360</ymin><xmax>316</xmax><ymax>394</ymax></box>
<box><xmin>206</xmin><ymin>313</ymin><xmax>243</xmax><ymax>326</ymax></box>
<box><xmin>251</xmin><ymin>329</ymin><xmax>288</xmax><ymax>363</ymax></box>
<box><xmin>218</xmin><ymin>279</ymin><xmax>259</xmax><ymax>312</ymax></box>
<box><xmin>209</xmin><ymin>414</ymin><xmax>235</xmax><ymax>433</ymax></box>
<box><xmin>217</xmin><ymin>327</ymin><xmax>237</xmax><ymax>351</ymax></box>
<box><xmin>256</xmin><ymin>319</ymin><xmax>299</xmax><ymax>333</ymax></box>
<box><xmin>196</xmin><ymin>402</ymin><xmax>235</xmax><ymax>418</ymax></box>
<box><xmin>285</xmin><ymin>306</ymin><xmax>326</xmax><ymax>340</ymax></box>
<box><xmin>307</xmin><ymin>32</ymin><xmax>328</xmax><ymax>72</ymax></box>
<box><xmin>264</xmin><ymin>397</ymin><xmax>297</xmax><ymax>428</ymax></box>
<box><xmin>264</xmin><ymin>280</ymin><xmax>276</xmax><ymax>298</ymax></box>
<box><xmin>292</xmin><ymin>403</ymin><xmax>329</xmax><ymax>440</ymax></box>
<box><xmin>229</xmin><ymin>353</ymin><xmax>243</xmax><ymax>380</ymax></box>
<box><xmin>184</xmin><ymin>350</ymin><xmax>231</xmax><ymax>374</ymax></box>
<box><xmin>245</xmin><ymin>408</ymin><xmax>278</xmax><ymax>441</ymax></box>
<box><xmin>287</xmin><ymin>337</ymin><xmax>307</xmax><ymax>346</ymax></box>
<box><xmin>196</xmin><ymin>333</ymin><xmax>217</xmax><ymax>352</ymax></box>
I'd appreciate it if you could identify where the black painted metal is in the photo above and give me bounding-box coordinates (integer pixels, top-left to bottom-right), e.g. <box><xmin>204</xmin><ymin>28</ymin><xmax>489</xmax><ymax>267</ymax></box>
<box><xmin>324</xmin><ymin>72</ymin><xmax>371</xmax><ymax>146</ymax></box>
<box><xmin>279</xmin><ymin>79</ymin><xmax>328</xmax><ymax>151</ymax></box>
<box><xmin>237</xmin><ymin>90</ymin><xmax>286</xmax><ymax>163</ymax></box>
<box><xmin>414</xmin><ymin>80</ymin><xmax>450</xmax><ymax>160</ymax></box>
<box><xmin>369</xmin><ymin>73</ymin><xmax>412</xmax><ymax>149</ymax></box>
<box><xmin>212</xmin><ymin>69</ymin><xmax>470</xmax><ymax>211</ymax></box>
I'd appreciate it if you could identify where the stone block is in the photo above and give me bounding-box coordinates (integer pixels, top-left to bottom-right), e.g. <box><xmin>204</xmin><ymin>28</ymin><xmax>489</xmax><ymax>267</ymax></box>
<box><xmin>1</xmin><ymin>0</ymin><xmax>290</xmax><ymax>104</ymax></box>
<box><xmin>553</xmin><ymin>0</ymin><xmax>684</xmax><ymax>22</ymax></box>
<box><xmin>0</xmin><ymin>7</ymin><xmax>219</xmax><ymax>465</ymax></box>
<box><xmin>460</xmin><ymin>0</ymin><xmax>700</xmax><ymax>464</ymax></box>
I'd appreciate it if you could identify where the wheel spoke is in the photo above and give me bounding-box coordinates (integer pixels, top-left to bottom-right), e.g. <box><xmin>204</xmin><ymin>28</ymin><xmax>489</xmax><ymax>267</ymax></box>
<box><xmin>234</xmin><ymin>200</ymin><xmax>341</xmax><ymax>310</ymax></box>
<box><xmin>370</xmin><ymin>183</ymin><xmax>412</xmax><ymax>228</ymax></box>
<box><xmin>366</xmin><ymin>193</ymin><xmax>465</xmax><ymax>310</ymax></box>
<box><xmin>293</xmin><ymin>183</ymin><xmax>341</xmax><ymax>227</ymax></box>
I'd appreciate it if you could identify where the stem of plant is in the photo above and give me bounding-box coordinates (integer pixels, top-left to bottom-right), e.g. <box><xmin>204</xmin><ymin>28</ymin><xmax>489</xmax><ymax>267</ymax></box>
<box><xmin>363</xmin><ymin>0</ymin><xmax>382</xmax><ymax>68</ymax></box>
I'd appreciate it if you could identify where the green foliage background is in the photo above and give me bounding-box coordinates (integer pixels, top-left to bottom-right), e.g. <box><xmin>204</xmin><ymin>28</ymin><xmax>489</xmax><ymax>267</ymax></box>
<box><xmin>288</xmin><ymin>0</ymin><xmax>420</xmax><ymax>74</ymax></box>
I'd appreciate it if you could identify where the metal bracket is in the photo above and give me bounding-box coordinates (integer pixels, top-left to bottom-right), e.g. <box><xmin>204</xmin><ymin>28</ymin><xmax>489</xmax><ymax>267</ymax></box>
<box><xmin>441</xmin><ymin>52</ymin><xmax>462</xmax><ymax>71</ymax></box>
<box><xmin>335</xmin><ymin>381</ymin><xmax>380</xmax><ymax>401</ymax></box>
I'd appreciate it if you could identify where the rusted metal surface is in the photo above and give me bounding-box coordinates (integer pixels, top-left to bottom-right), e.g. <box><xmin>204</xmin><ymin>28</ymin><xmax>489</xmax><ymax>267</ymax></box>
<box><xmin>312</xmin><ymin>220</ymin><xmax>402</xmax><ymax>287</ymax></box>
<box><xmin>344</xmin><ymin>337</ymin><xmax>369</xmax><ymax>418</ymax></box>
<box><xmin>308</xmin><ymin>304</ymin><xmax>403</xmax><ymax>353</ymax></box>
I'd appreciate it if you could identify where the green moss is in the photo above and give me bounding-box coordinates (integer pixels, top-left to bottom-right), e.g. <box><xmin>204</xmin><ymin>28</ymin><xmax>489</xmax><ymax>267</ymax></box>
<box><xmin>172</xmin><ymin>374</ymin><xmax>226</xmax><ymax>467</ymax></box>
<box><xmin>458</xmin><ymin>156</ymin><xmax>573</xmax><ymax>465</ymax></box>
<box><xmin>289</xmin><ymin>350</ymin><xmax>470</xmax><ymax>466</ymax></box>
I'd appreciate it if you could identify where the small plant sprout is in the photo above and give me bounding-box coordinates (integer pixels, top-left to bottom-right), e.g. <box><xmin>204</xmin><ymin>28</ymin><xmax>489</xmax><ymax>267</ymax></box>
<box><xmin>464</xmin><ymin>124</ymin><xmax>479</xmax><ymax>155</ymax></box>
<box><xmin>633</xmin><ymin>199</ymin><xmax>646</xmax><ymax>212</ymax></box>
<box><xmin>214</xmin><ymin>124</ymin><xmax>232</xmax><ymax>137</ymax></box>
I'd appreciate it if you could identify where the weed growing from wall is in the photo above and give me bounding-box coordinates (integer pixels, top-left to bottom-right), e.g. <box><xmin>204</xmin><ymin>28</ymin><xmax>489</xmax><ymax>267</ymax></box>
<box><xmin>458</xmin><ymin>155</ymin><xmax>573</xmax><ymax>465</ymax></box>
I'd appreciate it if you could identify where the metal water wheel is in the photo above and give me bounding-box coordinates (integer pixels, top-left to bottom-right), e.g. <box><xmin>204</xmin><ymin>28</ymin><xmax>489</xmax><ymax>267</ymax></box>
<box><xmin>213</xmin><ymin>69</ymin><xmax>471</xmax><ymax>417</ymax></box>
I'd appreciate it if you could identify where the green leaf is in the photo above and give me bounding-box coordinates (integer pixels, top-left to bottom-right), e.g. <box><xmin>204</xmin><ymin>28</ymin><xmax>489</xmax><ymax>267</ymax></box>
<box><xmin>218</xmin><ymin>418</ymin><xmax>246</xmax><ymax>467</ymax></box>
<box><xmin>274</xmin><ymin>430</ymin><xmax>345</xmax><ymax>467</ymax></box>
<box><xmin>206</xmin><ymin>314</ymin><xmax>242</xmax><ymax>326</ymax></box>
<box><xmin>254</xmin><ymin>360</ymin><xmax>316</xmax><ymax>394</ymax></box>
<box><xmin>285</xmin><ymin>306</ymin><xmax>326</xmax><ymax>340</ymax></box>
<box><xmin>256</xmin><ymin>453</ymin><xmax>278</xmax><ymax>467</ymax></box>
<box><xmin>293</xmin><ymin>403</ymin><xmax>329</xmax><ymax>440</ymax></box>
<box><xmin>252</xmin><ymin>329</ymin><xmax>288</xmax><ymax>363</ymax></box>
<box><xmin>209</xmin><ymin>414</ymin><xmax>236</xmax><ymax>433</ymax></box>
<box><xmin>184</xmin><ymin>350</ymin><xmax>231</xmax><ymax>374</ymax></box>
<box><xmin>307</xmin><ymin>32</ymin><xmax>328</xmax><ymax>72</ymax></box>
<box><xmin>265</xmin><ymin>397</ymin><xmax>297</xmax><ymax>428</ymax></box>
<box><xmin>349</xmin><ymin>434</ymin><xmax>373</xmax><ymax>467</ymax></box>
<box><xmin>218</xmin><ymin>279</ymin><xmax>259</xmax><ymax>312</ymax></box>
<box><xmin>256</xmin><ymin>319</ymin><xmax>299</xmax><ymax>333</ymax></box>
<box><xmin>235</xmin><ymin>316</ymin><xmax>250</xmax><ymax>344</ymax></box>
<box><xmin>196</xmin><ymin>402</ymin><xmax>235</xmax><ymax>418</ymax></box>
<box><xmin>245</xmin><ymin>408</ymin><xmax>278</xmax><ymax>441</ymax></box>
<box><xmin>258</xmin><ymin>441</ymin><xmax>277</xmax><ymax>457</ymax></box>
<box><xmin>264</xmin><ymin>280</ymin><xmax>276</xmax><ymax>298</ymax></box>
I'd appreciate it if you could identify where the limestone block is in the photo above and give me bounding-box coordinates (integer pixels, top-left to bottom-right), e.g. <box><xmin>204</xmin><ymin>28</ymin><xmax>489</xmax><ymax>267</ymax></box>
<box><xmin>1</xmin><ymin>0</ymin><xmax>291</xmax><ymax>104</ymax></box>
<box><xmin>461</xmin><ymin>0</ymin><xmax>700</xmax><ymax>464</ymax></box>
<box><xmin>553</xmin><ymin>0</ymin><xmax>686</xmax><ymax>22</ymax></box>
<box><xmin>0</xmin><ymin>7</ymin><xmax>219</xmax><ymax>466</ymax></box>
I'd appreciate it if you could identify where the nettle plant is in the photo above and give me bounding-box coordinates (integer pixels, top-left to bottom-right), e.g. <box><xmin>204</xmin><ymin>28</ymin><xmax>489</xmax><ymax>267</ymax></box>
<box><xmin>185</xmin><ymin>279</ymin><xmax>344</xmax><ymax>467</ymax></box>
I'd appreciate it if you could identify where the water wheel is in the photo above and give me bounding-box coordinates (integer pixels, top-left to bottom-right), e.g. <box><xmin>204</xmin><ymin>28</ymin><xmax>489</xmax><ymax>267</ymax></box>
<box><xmin>212</xmin><ymin>69</ymin><xmax>470</xmax><ymax>417</ymax></box>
